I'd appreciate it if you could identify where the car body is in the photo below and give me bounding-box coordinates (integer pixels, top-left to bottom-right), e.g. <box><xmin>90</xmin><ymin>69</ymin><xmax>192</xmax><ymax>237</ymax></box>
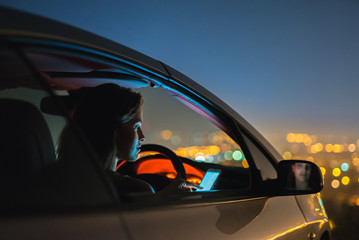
<box><xmin>0</xmin><ymin>6</ymin><xmax>330</xmax><ymax>240</ymax></box>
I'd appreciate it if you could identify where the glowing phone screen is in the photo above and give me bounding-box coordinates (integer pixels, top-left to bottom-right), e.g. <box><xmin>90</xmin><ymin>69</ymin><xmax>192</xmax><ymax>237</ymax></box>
<box><xmin>197</xmin><ymin>169</ymin><xmax>221</xmax><ymax>191</ymax></box>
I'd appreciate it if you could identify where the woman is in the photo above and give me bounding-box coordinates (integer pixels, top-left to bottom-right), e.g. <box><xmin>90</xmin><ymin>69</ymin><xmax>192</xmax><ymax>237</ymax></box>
<box><xmin>58</xmin><ymin>83</ymin><xmax>197</xmax><ymax>196</ymax></box>
<box><xmin>58</xmin><ymin>83</ymin><xmax>154</xmax><ymax>195</ymax></box>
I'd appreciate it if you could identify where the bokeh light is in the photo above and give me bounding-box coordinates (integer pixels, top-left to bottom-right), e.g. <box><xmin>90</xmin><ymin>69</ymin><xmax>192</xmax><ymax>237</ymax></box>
<box><xmin>341</xmin><ymin>176</ymin><xmax>350</xmax><ymax>185</ymax></box>
<box><xmin>348</xmin><ymin>144</ymin><xmax>356</xmax><ymax>152</ymax></box>
<box><xmin>341</xmin><ymin>163</ymin><xmax>349</xmax><ymax>172</ymax></box>
<box><xmin>295</xmin><ymin>134</ymin><xmax>304</xmax><ymax>143</ymax></box>
<box><xmin>195</xmin><ymin>153</ymin><xmax>205</xmax><ymax>162</ymax></box>
<box><xmin>332</xmin><ymin>168</ymin><xmax>341</xmax><ymax>177</ymax></box>
<box><xmin>310</xmin><ymin>145</ymin><xmax>317</xmax><ymax>154</ymax></box>
<box><xmin>304</xmin><ymin>136</ymin><xmax>312</xmax><ymax>146</ymax></box>
<box><xmin>333</xmin><ymin>144</ymin><xmax>343</xmax><ymax>153</ymax></box>
<box><xmin>315</xmin><ymin>143</ymin><xmax>323</xmax><ymax>152</ymax></box>
<box><xmin>331</xmin><ymin>180</ymin><xmax>340</xmax><ymax>189</ymax></box>
<box><xmin>325</xmin><ymin>144</ymin><xmax>333</xmax><ymax>153</ymax></box>
<box><xmin>283</xmin><ymin>151</ymin><xmax>292</xmax><ymax>160</ymax></box>
<box><xmin>306</xmin><ymin>156</ymin><xmax>314</xmax><ymax>162</ymax></box>
<box><xmin>224</xmin><ymin>151</ymin><xmax>233</xmax><ymax>160</ymax></box>
<box><xmin>208</xmin><ymin>145</ymin><xmax>220</xmax><ymax>155</ymax></box>
<box><xmin>232</xmin><ymin>150</ymin><xmax>244</xmax><ymax>161</ymax></box>
<box><xmin>320</xmin><ymin>167</ymin><xmax>326</xmax><ymax>177</ymax></box>
<box><xmin>352</xmin><ymin>158</ymin><xmax>359</xmax><ymax>166</ymax></box>
<box><xmin>242</xmin><ymin>159</ymin><xmax>249</xmax><ymax>168</ymax></box>
<box><xmin>161</xmin><ymin>130</ymin><xmax>172</xmax><ymax>140</ymax></box>
<box><xmin>286</xmin><ymin>133</ymin><xmax>295</xmax><ymax>142</ymax></box>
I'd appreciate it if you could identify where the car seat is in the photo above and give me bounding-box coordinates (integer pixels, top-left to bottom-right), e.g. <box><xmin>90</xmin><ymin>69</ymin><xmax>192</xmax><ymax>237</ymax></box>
<box><xmin>0</xmin><ymin>98</ymin><xmax>56</xmax><ymax>210</ymax></box>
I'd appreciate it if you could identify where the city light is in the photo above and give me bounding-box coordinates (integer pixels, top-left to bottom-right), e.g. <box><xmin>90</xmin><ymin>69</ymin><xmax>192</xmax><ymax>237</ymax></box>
<box><xmin>331</xmin><ymin>180</ymin><xmax>340</xmax><ymax>189</ymax></box>
<box><xmin>333</xmin><ymin>144</ymin><xmax>343</xmax><ymax>153</ymax></box>
<box><xmin>332</xmin><ymin>168</ymin><xmax>341</xmax><ymax>177</ymax></box>
<box><xmin>341</xmin><ymin>176</ymin><xmax>350</xmax><ymax>185</ymax></box>
<box><xmin>161</xmin><ymin>129</ymin><xmax>172</xmax><ymax>140</ymax></box>
<box><xmin>287</xmin><ymin>133</ymin><xmax>295</xmax><ymax>142</ymax></box>
<box><xmin>303</xmin><ymin>136</ymin><xmax>312</xmax><ymax>146</ymax></box>
<box><xmin>325</xmin><ymin>144</ymin><xmax>333</xmax><ymax>153</ymax></box>
<box><xmin>170</xmin><ymin>129</ymin><xmax>359</xmax><ymax>207</ymax></box>
<box><xmin>315</xmin><ymin>143</ymin><xmax>323</xmax><ymax>152</ymax></box>
<box><xmin>224</xmin><ymin>151</ymin><xmax>232</xmax><ymax>160</ymax></box>
<box><xmin>320</xmin><ymin>167</ymin><xmax>326</xmax><ymax>177</ymax></box>
<box><xmin>283</xmin><ymin>151</ymin><xmax>292</xmax><ymax>160</ymax></box>
<box><xmin>352</xmin><ymin>158</ymin><xmax>359</xmax><ymax>166</ymax></box>
<box><xmin>348</xmin><ymin>144</ymin><xmax>356</xmax><ymax>152</ymax></box>
<box><xmin>242</xmin><ymin>159</ymin><xmax>249</xmax><ymax>168</ymax></box>
<box><xmin>295</xmin><ymin>134</ymin><xmax>304</xmax><ymax>143</ymax></box>
<box><xmin>232</xmin><ymin>150</ymin><xmax>244</xmax><ymax>161</ymax></box>
<box><xmin>341</xmin><ymin>163</ymin><xmax>349</xmax><ymax>172</ymax></box>
<box><xmin>208</xmin><ymin>145</ymin><xmax>220</xmax><ymax>155</ymax></box>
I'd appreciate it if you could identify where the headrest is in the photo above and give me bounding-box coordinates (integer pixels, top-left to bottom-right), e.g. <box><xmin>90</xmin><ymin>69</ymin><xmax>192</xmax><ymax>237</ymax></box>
<box><xmin>0</xmin><ymin>99</ymin><xmax>56</xmax><ymax>184</ymax></box>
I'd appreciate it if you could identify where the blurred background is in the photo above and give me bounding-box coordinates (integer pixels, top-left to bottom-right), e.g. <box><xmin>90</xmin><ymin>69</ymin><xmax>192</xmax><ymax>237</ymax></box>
<box><xmin>1</xmin><ymin>1</ymin><xmax>358</xmax><ymax>238</ymax></box>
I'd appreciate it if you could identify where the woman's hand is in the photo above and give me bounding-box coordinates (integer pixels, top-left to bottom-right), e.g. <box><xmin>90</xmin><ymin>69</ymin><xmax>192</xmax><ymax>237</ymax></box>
<box><xmin>159</xmin><ymin>174</ymin><xmax>203</xmax><ymax>194</ymax></box>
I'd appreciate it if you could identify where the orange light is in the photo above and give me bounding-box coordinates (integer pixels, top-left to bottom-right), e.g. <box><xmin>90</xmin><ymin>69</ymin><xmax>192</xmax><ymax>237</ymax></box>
<box><xmin>333</xmin><ymin>144</ymin><xmax>342</xmax><ymax>153</ymax></box>
<box><xmin>320</xmin><ymin>167</ymin><xmax>326</xmax><ymax>176</ymax></box>
<box><xmin>325</xmin><ymin>144</ymin><xmax>333</xmax><ymax>153</ymax></box>
<box><xmin>166</xmin><ymin>173</ymin><xmax>176</xmax><ymax>179</ymax></box>
<box><xmin>287</xmin><ymin>133</ymin><xmax>295</xmax><ymax>143</ymax></box>
<box><xmin>136</xmin><ymin>159</ymin><xmax>205</xmax><ymax>179</ymax></box>
<box><xmin>187</xmin><ymin>177</ymin><xmax>202</xmax><ymax>184</ymax></box>
<box><xmin>315</xmin><ymin>143</ymin><xmax>323</xmax><ymax>152</ymax></box>
<box><xmin>348</xmin><ymin>144</ymin><xmax>356</xmax><ymax>152</ymax></box>
<box><xmin>116</xmin><ymin>160</ymin><xmax>126</xmax><ymax>171</ymax></box>
<box><xmin>208</xmin><ymin>145</ymin><xmax>221</xmax><ymax>155</ymax></box>
<box><xmin>295</xmin><ymin>134</ymin><xmax>304</xmax><ymax>143</ymax></box>
<box><xmin>304</xmin><ymin>136</ymin><xmax>312</xmax><ymax>146</ymax></box>
<box><xmin>161</xmin><ymin>130</ymin><xmax>173</xmax><ymax>140</ymax></box>
<box><xmin>242</xmin><ymin>159</ymin><xmax>249</xmax><ymax>168</ymax></box>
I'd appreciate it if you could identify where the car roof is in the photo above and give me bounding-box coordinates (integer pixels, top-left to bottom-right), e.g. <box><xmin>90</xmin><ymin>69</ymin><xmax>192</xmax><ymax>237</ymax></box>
<box><xmin>0</xmin><ymin>6</ymin><xmax>281</xmax><ymax>162</ymax></box>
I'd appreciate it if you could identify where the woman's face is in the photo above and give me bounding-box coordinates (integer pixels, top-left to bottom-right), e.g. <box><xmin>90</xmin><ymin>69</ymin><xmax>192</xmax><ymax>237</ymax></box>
<box><xmin>292</xmin><ymin>162</ymin><xmax>311</xmax><ymax>184</ymax></box>
<box><xmin>114</xmin><ymin>106</ymin><xmax>145</xmax><ymax>161</ymax></box>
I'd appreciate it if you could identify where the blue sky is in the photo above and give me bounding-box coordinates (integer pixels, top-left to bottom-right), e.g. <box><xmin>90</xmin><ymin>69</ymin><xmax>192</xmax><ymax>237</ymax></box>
<box><xmin>2</xmin><ymin>0</ymin><xmax>359</xmax><ymax>141</ymax></box>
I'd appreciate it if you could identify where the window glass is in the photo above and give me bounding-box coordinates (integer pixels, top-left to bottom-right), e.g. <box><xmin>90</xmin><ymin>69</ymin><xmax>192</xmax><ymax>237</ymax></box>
<box><xmin>241</xmin><ymin>132</ymin><xmax>277</xmax><ymax>180</ymax></box>
<box><xmin>122</xmin><ymin>87</ymin><xmax>251</xmax><ymax>191</ymax></box>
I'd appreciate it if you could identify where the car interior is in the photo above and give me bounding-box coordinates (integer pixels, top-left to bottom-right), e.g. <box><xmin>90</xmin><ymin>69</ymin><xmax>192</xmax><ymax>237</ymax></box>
<box><xmin>0</xmin><ymin>44</ymin><xmax>252</xmax><ymax>214</ymax></box>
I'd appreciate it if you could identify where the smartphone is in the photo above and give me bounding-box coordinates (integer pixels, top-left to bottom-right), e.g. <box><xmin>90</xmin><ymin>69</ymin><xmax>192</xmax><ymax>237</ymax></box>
<box><xmin>197</xmin><ymin>169</ymin><xmax>221</xmax><ymax>191</ymax></box>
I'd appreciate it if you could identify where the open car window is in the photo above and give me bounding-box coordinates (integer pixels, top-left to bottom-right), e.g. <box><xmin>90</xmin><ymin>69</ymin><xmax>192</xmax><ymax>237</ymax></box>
<box><xmin>116</xmin><ymin>86</ymin><xmax>251</xmax><ymax>193</ymax></box>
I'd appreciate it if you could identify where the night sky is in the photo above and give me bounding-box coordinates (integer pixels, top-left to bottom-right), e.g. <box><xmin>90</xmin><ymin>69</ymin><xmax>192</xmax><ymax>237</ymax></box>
<box><xmin>2</xmin><ymin>1</ymin><xmax>359</xmax><ymax>142</ymax></box>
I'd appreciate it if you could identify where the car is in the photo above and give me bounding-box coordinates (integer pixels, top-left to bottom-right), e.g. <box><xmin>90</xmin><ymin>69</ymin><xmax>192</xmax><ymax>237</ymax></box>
<box><xmin>0</xmin><ymin>6</ymin><xmax>331</xmax><ymax>240</ymax></box>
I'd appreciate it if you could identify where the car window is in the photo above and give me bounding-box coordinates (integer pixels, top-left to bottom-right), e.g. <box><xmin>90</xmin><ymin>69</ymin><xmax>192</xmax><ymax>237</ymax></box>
<box><xmin>117</xmin><ymin>86</ymin><xmax>251</xmax><ymax>192</ymax></box>
<box><xmin>241</xmin><ymin>132</ymin><xmax>277</xmax><ymax>180</ymax></box>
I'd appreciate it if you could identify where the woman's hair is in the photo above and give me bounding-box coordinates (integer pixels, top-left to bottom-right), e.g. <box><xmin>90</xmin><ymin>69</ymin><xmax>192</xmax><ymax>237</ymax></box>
<box><xmin>57</xmin><ymin>83</ymin><xmax>143</xmax><ymax>165</ymax></box>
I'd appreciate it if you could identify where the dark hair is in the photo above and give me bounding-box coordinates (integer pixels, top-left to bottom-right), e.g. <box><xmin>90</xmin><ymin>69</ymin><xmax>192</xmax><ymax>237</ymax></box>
<box><xmin>57</xmin><ymin>84</ymin><xmax>143</xmax><ymax>165</ymax></box>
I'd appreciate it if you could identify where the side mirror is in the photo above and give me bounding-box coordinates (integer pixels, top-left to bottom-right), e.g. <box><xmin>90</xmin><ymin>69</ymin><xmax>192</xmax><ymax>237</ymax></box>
<box><xmin>277</xmin><ymin>160</ymin><xmax>323</xmax><ymax>194</ymax></box>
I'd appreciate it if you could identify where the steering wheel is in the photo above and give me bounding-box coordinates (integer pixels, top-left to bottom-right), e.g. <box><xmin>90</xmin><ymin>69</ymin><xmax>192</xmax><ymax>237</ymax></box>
<box><xmin>140</xmin><ymin>144</ymin><xmax>187</xmax><ymax>180</ymax></box>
